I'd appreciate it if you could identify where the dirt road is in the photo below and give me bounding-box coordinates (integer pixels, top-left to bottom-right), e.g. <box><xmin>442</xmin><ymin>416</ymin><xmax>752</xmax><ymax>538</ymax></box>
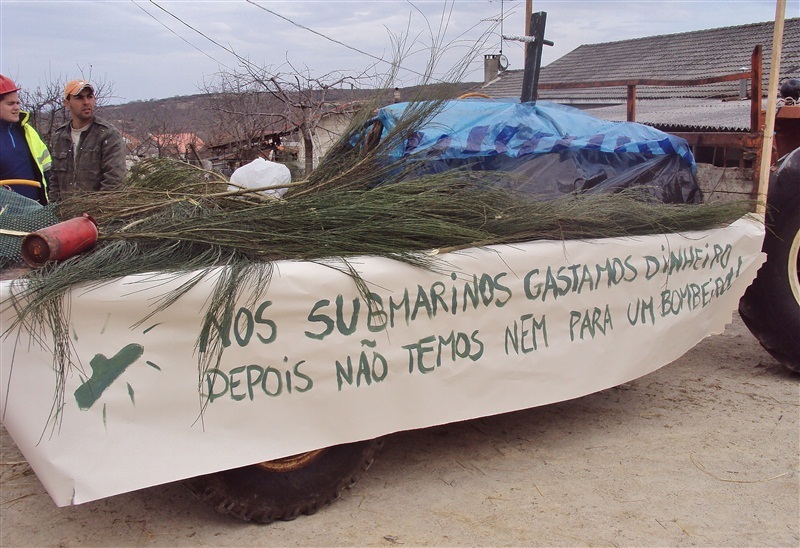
<box><xmin>2</xmin><ymin>313</ymin><xmax>798</xmax><ymax>547</ymax></box>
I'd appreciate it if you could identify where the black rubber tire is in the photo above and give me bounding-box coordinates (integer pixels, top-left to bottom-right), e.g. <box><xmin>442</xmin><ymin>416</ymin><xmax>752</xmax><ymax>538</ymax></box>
<box><xmin>183</xmin><ymin>439</ymin><xmax>382</xmax><ymax>524</ymax></box>
<box><xmin>739</xmin><ymin>198</ymin><xmax>800</xmax><ymax>372</ymax></box>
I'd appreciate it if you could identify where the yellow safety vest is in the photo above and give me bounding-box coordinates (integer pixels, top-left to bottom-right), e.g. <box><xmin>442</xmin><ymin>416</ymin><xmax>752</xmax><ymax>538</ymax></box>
<box><xmin>20</xmin><ymin>110</ymin><xmax>52</xmax><ymax>203</ymax></box>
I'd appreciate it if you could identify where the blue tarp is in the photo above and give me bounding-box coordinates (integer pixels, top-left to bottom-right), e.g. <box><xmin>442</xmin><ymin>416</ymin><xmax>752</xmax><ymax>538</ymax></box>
<box><xmin>372</xmin><ymin>99</ymin><xmax>701</xmax><ymax>204</ymax></box>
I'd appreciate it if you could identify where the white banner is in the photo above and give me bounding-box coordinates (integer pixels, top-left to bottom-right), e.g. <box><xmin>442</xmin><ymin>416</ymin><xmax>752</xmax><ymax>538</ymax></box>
<box><xmin>0</xmin><ymin>216</ymin><xmax>765</xmax><ymax>506</ymax></box>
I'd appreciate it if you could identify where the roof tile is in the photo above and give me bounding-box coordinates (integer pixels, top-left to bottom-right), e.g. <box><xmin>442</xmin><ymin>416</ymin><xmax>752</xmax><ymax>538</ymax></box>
<box><xmin>481</xmin><ymin>18</ymin><xmax>799</xmax><ymax>130</ymax></box>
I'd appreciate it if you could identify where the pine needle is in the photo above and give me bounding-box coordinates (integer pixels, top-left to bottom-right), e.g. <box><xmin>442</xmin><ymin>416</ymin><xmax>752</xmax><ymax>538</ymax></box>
<box><xmin>1</xmin><ymin>98</ymin><xmax>754</xmax><ymax>421</ymax></box>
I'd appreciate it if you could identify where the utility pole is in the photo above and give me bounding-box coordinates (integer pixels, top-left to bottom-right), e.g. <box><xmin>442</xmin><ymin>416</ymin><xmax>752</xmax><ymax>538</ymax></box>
<box><xmin>526</xmin><ymin>0</ymin><xmax>532</xmax><ymax>35</ymax></box>
<box><xmin>504</xmin><ymin>1</ymin><xmax>553</xmax><ymax>102</ymax></box>
<box><xmin>520</xmin><ymin>11</ymin><xmax>552</xmax><ymax>102</ymax></box>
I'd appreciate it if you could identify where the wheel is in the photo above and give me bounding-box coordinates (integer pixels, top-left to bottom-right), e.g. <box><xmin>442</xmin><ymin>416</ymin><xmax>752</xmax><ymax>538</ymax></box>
<box><xmin>183</xmin><ymin>439</ymin><xmax>383</xmax><ymax>523</ymax></box>
<box><xmin>739</xmin><ymin>197</ymin><xmax>800</xmax><ymax>372</ymax></box>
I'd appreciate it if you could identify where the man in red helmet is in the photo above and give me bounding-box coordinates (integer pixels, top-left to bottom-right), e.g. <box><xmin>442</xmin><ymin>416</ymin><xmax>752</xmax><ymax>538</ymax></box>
<box><xmin>0</xmin><ymin>74</ymin><xmax>51</xmax><ymax>204</ymax></box>
<box><xmin>49</xmin><ymin>79</ymin><xmax>126</xmax><ymax>201</ymax></box>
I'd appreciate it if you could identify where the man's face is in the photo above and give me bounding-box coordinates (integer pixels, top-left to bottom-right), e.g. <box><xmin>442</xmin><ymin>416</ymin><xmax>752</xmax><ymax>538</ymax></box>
<box><xmin>65</xmin><ymin>89</ymin><xmax>95</xmax><ymax>127</ymax></box>
<box><xmin>0</xmin><ymin>91</ymin><xmax>21</xmax><ymax>123</ymax></box>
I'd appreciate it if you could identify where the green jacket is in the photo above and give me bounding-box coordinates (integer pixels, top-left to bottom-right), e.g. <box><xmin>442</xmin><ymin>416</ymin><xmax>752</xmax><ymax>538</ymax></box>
<box><xmin>50</xmin><ymin>116</ymin><xmax>126</xmax><ymax>202</ymax></box>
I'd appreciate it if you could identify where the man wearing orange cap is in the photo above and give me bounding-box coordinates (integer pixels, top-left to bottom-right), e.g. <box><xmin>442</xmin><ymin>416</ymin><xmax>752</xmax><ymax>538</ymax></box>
<box><xmin>49</xmin><ymin>79</ymin><xmax>126</xmax><ymax>201</ymax></box>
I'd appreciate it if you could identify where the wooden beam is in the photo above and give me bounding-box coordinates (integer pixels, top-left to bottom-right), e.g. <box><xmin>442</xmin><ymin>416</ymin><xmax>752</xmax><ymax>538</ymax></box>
<box><xmin>525</xmin><ymin>0</ymin><xmax>532</xmax><ymax>34</ymax></box>
<box><xmin>669</xmin><ymin>132</ymin><xmax>761</xmax><ymax>149</ymax></box>
<box><xmin>538</xmin><ymin>72</ymin><xmax>753</xmax><ymax>90</ymax></box>
<box><xmin>520</xmin><ymin>12</ymin><xmax>547</xmax><ymax>103</ymax></box>
<box><xmin>756</xmin><ymin>0</ymin><xmax>786</xmax><ymax>217</ymax></box>
<box><xmin>626</xmin><ymin>85</ymin><xmax>636</xmax><ymax>122</ymax></box>
<box><xmin>750</xmin><ymin>45</ymin><xmax>763</xmax><ymax>134</ymax></box>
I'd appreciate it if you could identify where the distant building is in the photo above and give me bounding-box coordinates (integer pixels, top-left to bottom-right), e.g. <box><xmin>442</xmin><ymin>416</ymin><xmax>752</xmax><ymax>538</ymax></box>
<box><xmin>481</xmin><ymin>18</ymin><xmax>799</xmax><ymax>134</ymax></box>
<box><xmin>146</xmin><ymin>132</ymin><xmax>205</xmax><ymax>163</ymax></box>
<box><xmin>205</xmin><ymin>129</ymin><xmax>295</xmax><ymax>176</ymax></box>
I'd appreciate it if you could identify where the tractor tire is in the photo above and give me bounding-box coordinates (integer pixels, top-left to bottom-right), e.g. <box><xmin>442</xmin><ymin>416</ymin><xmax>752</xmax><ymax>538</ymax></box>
<box><xmin>739</xmin><ymin>196</ymin><xmax>800</xmax><ymax>372</ymax></box>
<box><xmin>184</xmin><ymin>438</ymin><xmax>382</xmax><ymax>524</ymax></box>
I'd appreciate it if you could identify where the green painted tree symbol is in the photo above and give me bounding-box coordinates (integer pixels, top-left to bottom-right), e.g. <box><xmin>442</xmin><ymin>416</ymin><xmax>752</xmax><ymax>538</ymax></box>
<box><xmin>74</xmin><ymin>343</ymin><xmax>145</xmax><ymax>410</ymax></box>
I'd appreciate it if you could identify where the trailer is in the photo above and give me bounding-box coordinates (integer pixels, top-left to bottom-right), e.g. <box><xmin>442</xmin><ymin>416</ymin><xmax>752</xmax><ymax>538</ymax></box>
<box><xmin>0</xmin><ymin>7</ymin><xmax>796</xmax><ymax>526</ymax></box>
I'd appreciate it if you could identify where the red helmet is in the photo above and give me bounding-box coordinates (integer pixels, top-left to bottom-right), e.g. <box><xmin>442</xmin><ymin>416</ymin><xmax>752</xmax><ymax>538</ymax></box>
<box><xmin>0</xmin><ymin>74</ymin><xmax>21</xmax><ymax>95</ymax></box>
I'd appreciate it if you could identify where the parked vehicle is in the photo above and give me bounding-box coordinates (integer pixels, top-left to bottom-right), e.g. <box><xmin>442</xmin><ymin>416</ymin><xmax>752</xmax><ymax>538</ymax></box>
<box><xmin>1</xmin><ymin>5</ymin><xmax>797</xmax><ymax>520</ymax></box>
<box><xmin>2</xmin><ymin>93</ymin><xmax>792</xmax><ymax>524</ymax></box>
<box><xmin>182</xmin><ymin>97</ymin><xmax>800</xmax><ymax>523</ymax></box>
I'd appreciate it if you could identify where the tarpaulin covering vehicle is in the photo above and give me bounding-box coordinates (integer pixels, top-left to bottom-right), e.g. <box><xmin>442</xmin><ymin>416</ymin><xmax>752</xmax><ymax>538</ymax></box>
<box><xmin>366</xmin><ymin>98</ymin><xmax>701</xmax><ymax>204</ymax></box>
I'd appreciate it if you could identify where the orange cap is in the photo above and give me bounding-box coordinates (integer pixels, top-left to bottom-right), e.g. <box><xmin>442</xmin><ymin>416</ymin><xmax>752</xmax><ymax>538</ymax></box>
<box><xmin>0</xmin><ymin>74</ymin><xmax>21</xmax><ymax>95</ymax></box>
<box><xmin>64</xmin><ymin>80</ymin><xmax>94</xmax><ymax>99</ymax></box>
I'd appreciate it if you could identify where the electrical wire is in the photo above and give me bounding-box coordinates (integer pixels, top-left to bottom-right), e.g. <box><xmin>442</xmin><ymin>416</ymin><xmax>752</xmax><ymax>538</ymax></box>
<box><xmin>132</xmin><ymin>1</ymin><xmax>235</xmax><ymax>71</ymax></box>
<box><xmin>143</xmin><ymin>0</ymin><xmax>504</xmax><ymax>84</ymax></box>
<box><xmin>145</xmin><ymin>0</ymin><xmax>248</xmax><ymax>70</ymax></box>
<box><xmin>245</xmin><ymin>0</ymin><xmax>474</xmax><ymax>83</ymax></box>
<box><xmin>245</xmin><ymin>0</ymin><xmax>388</xmax><ymax>66</ymax></box>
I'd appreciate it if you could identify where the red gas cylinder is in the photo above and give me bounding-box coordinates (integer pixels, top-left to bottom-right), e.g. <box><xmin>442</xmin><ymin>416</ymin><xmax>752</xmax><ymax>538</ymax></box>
<box><xmin>21</xmin><ymin>214</ymin><xmax>99</xmax><ymax>267</ymax></box>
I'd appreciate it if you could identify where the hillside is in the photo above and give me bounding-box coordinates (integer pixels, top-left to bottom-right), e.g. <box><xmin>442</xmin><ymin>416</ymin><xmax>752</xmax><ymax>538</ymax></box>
<box><xmin>98</xmin><ymin>82</ymin><xmax>479</xmax><ymax>150</ymax></box>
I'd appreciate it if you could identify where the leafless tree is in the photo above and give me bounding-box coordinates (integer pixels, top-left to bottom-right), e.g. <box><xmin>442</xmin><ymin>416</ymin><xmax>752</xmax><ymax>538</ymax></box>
<box><xmin>18</xmin><ymin>71</ymin><xmax>115</xmax><ymax>150</ymax></box>
<box><xmin>108</xmin><ymin>95</ymin><xmax>213</xmax><ymax>163</ymax></box>
<box><xmin>140</xmin><ymin>111</ymin><xmax>186</xmax><ymax>159</ymax></box>
<box><xmin>202</xmin><ymin>75</ymin><xmax>287</xmax><ymax>172</ymax></box>
<box><xmin>204</xmin><ymin>61</ymin><xmax>375</xmax><ymax>177</ymax></box>
<box><xmin>247</xmin><ymin>62</ymin><xmax>372</xmax><ymax>176</ymax></box>
<box><xmin>18</xmin><ymin>77</ymin><xmax>66</xmax><ymax>149</ymax></box>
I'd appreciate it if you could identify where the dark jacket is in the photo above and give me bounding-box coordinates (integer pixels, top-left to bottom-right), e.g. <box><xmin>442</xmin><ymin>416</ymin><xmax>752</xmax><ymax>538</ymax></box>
<box><xmin>50</xmin><ymin>116</ymin><xmax>126</xmax><ymax>201</ymax></box>
<box><xmin>0</xmin><ymin>110</ymin><xmax>52</xmax><ymax>204</ymax></box>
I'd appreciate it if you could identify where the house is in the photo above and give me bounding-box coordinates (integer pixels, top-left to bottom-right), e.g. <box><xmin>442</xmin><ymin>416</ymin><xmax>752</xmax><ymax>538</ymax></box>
<box><xmin>203</xmin><ymin>83</ymin><xmax>478</xmax><ymax>177</ymax></box>
<box><xmin>205</xmin><ymin>127</ymin><xmax>294</xmax><ymax>176</ymax></box>
<box><xmin>298</xmin><ymin>100</ymin><xmax>362</xmax><ymax>171</ymax></box>
<box><xmin>119</xmin><ymin>131</ymin><xmax>142</xmax><ymax>155</ymax></box>
<box><xmin>146</xmin><ymin>132</ymin><xmax>205</xmax><ymax>163</ymax></box>
<box><xmin>482</xmin><ymin>17</ymin><xmax>800</xmax><ymax>122</ymax></box>
<box><xmin>480</xmin><ymin>18</ymin><xmax>800</xmax><ymax>170</ymax></box>
<box><xmin>480</xmin><ymin>18</ymin><xmax>800</xmax><ymax>199</ymax></box>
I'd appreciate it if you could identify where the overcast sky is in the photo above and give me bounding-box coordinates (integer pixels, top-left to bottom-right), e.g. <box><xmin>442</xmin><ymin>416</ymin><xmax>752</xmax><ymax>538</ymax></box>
<box><xmin>1</xmin><ymin>1</ymin><xmax>795</xmax><ymax>105</ymax></box>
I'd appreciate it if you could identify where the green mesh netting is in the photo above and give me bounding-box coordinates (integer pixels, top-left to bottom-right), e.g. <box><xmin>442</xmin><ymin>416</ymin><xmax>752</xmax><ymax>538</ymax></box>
<box><xmin>0</xmin><ymin>189</ymin><xmax>60</xmax><ymax>267</ymax></box>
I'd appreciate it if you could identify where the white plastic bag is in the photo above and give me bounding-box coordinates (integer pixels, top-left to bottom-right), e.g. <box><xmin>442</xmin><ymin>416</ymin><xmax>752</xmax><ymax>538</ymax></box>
<box><xmin>229</xmin><ymin>158</ymin><xmax>291</xmax><ymax>198</ymax></box>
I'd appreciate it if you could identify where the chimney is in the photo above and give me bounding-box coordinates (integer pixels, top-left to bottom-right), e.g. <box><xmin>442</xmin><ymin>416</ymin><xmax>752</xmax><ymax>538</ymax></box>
<box><xmin>484</xmin><ymin>54</ymin><xmax>501</xmax><ymax>84</ymax></box>
<box><xmin>739</xmin><ymin>67</ymin><xmax>748</xmax><ymax>99</ymax></box>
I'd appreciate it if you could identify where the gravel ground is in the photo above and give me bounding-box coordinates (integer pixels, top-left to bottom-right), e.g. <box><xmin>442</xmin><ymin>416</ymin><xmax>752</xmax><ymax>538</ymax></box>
<box><xmin>1</xmin><ymin>312</ymin><xmax>798</xmax><ymax>547</ymax></box>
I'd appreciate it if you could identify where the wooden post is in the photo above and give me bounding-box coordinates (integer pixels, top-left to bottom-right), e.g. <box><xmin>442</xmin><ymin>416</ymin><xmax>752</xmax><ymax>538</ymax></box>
<box><xmin>522</xmin><ymin>0</ymin><xmax>532</xmax><ymax>69</ymax></box>
<box><xmin>520</xmin><ymin>12</ymin><xmax>547</xmax><ymax>103</ymax></box>
<box><xmin>626</xmin><ymin>85</ymin><xmax>637</xmax><ymax>122</ymax></box>
<box><xmin>525</xmin><ymin>0</ymin><xmax>532</xmax><ymax>35</ymax></box>
<box><xmin>751</xmin><ymin>45</ymin><xmax>763</xmax><ymax>194</ymax></box>
<box><xmin>756</xmin><ymin>0</ymin><xmax>786</xmax><ymax>217</ymax></box>
<box><xmin>750</xmin><ymin>46</ymin><xmax>763</xmax><ymax>136</ymax></box>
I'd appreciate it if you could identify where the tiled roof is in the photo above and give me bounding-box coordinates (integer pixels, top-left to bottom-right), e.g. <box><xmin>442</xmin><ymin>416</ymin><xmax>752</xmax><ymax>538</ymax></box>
<box><xmin>481</xmin><ymin>17</ymin><xmax>799</xmax><ymax>130</ymax></box>
<box><xmin>576</xmin><ymin>98</ymin><xmax>765</xmax><ymax>131</ymax></box>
